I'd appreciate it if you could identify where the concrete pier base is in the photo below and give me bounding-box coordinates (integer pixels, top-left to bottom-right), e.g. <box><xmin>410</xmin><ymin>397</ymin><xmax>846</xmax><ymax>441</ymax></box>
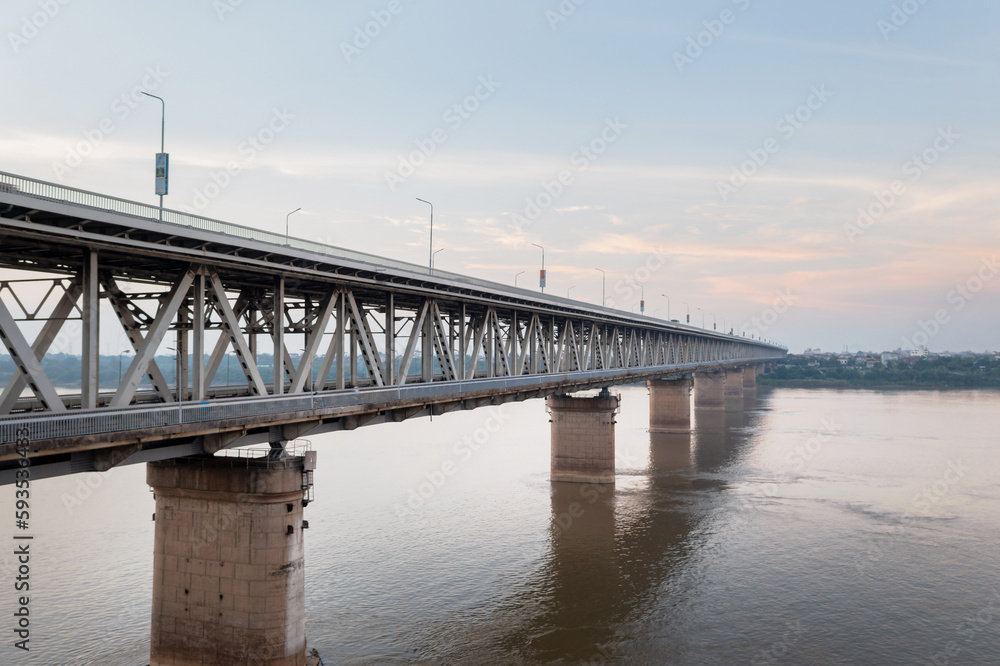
<box><xmin>548</xmin><ymin>392</ymin><xmax>619</xmax><ymax>484</ymax></box>
<box><xmin>694</xmin><ymin>372</ymin><xmax>725</xmax><ymax>410</ymax></box>
<box><xmin>648</xmin><ymin>377</ymin><xmax>692</xmax><ymax>433</ymax></box>
<box><xmin>742</xmin><ymin>365</ymin><xmax>758</xmax><ymax>390</ymax></box>
<box><xmin>147</xmin><ymin>456</ymin><xmax>308</xmax><ymax>666</ymax></box>
<box><xmin>724</xmin><ymin>367</ymin><xmax>744</xmax><ymax>409</ymax></box>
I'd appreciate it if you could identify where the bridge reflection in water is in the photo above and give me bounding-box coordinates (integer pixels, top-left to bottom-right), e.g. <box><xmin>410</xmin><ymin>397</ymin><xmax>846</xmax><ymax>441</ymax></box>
<box><xmin>424</xmin><ymin>393</ymin><xmax>767</xmax><ymax>664</ymax></box>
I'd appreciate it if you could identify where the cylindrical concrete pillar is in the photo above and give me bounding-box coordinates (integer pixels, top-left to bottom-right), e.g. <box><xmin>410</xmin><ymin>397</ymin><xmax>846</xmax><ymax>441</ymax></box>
<box><xmin>694</xmin><ymin>372</ymin><xmax>725</xmax><ymax>410</ymax></box>
<box><xmin>648</xmin><ymin>377</ymin><xmax>692</xmax><ymax>433</ymax></box>
<box><xmin>148</xmin><ymin>456</ymin><xmax>308</xmax><ymax>666</ymax></box>
<box><xmin>742</xmin><ymin>365</ymin><xmax>758</xmax><ymax>390</ymax></box>
<box><xmin>548</xmin><ymin>393</ymin><xmax>619</xmax><ymax>484</ymax></box>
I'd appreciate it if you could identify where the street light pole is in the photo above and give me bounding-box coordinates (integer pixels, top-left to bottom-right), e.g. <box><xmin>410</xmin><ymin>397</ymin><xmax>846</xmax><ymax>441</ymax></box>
<box><xmin>594</xmin><ymin>268</ymin><xmax>605</xmax><ymax>306</ymax></box>
<box><xmin>567</xmin><ymin>285</ymin><xmax>575</xmax><ymax>298</ymax></box>
<box><xmin>640</xmin><ymin>285</ymin><xmax>645</xmax><ymax>315</ymax></box>
<box><xmin>514</xmin><ymin>270</ymin><xmax>525</xmax><ymax>287</ymax></box>
<box><xmin>698</xmin><ymin>307</ymin><xmax>704</xmax><ymax>328</ymax></box>
<box><xmin>416</xmin><ymin>198</ymin><xmax>434</xmax><ymax>270</ymax></box>
<box><xmin>432</xmin><ymin>247</ymin><xmax>445</xmax><ymax>272</ymax></box>
<box><xmin>530</xmin><ymin>243</ymin><xmax>545</xmax><ymax>292</ymax></box>
<box><xmin>682</xmin><ymin>301</ymin><xmax>689</xmax><ymax>324</ymax></box>
<box><xmin>285</xmin><ymin>207</ymin><xmax>301</xmax><ymax>243</ymax></box>
<box><xmin>661</xmin><ymin>294</ymin><xmax>670</xmax><ymax>320</ymax></box>
<box><xmin>140</xmin><ymin>92</ymin><xmax>166</xmax><ymax>221</ymax></box>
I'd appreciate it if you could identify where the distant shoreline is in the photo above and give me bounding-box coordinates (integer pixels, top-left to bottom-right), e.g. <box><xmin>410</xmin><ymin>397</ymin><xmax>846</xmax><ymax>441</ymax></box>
<box><xmin>758</xmin><ymin>378</ymin><xmax>1000</xmax><ymax>391</ymax></box>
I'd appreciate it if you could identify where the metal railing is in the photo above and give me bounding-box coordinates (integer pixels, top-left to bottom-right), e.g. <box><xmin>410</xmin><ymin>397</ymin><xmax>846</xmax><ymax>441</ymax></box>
<box><xmin>0</xmin><ymin>169</ymin><xmax>559</xmax><ymax>303</ymax></box>
<box><xmin>0</xmin><ymin>170</ymin><xmax>787</xmax><ymax>349</ymax></box>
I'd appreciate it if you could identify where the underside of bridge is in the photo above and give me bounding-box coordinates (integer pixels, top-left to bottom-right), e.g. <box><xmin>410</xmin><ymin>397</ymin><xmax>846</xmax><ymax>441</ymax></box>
<box><xmin>0</xmin><ymin>171</ymin><xmax>784</xmax><ymax>481</ymax></box>
<box><xmin>0</xmin><ymin>171</ymin><xmax>784</xmax><ymax>665</ymax></box>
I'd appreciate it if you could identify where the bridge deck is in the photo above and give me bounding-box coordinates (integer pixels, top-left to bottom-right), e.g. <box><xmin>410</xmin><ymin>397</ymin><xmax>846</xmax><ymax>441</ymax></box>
<box><xmin>0</xmin><ymin>170</ymin><xmax>785</xmax><ymax>481</ymax></box>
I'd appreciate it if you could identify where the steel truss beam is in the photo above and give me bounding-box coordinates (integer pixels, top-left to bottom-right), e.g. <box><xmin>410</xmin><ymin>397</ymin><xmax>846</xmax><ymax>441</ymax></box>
<box><xmin>0</xmin><ymin>262</ymin><xmax>781</xmax><ymax>414</ymax></box>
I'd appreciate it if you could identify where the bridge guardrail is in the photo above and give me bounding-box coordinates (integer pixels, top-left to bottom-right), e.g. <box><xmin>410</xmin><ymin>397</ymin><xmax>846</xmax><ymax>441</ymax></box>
<box><xmin>0</xmin><ymin>170</ymin><xmax>541</xmax><ymax>301</ymax></box>
<box><xmin>0</xmin><ymin>170</ymin><xmax>787</xmax><ymax>349</ymax></box>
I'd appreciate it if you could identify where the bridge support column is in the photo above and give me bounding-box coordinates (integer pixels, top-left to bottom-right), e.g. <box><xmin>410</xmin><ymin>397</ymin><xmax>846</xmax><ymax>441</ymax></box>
<box><xmin>648</xmin><ymin>377</ymin><xmax>691</xmax><ymax>433</ymax></box>
<box><xmin>694</xmin><ymin>371</ymin><xmax>724</xmax><ymax>410</ymax></box>
<box><xmin>147</xmin><ymin>456</ymin><xmax>308</xmax><ymax>666</ymax></box>
<box><xmin>548</xmin><ymin>391</ymin><xmax>618</xmax><ymax>484</ymax></box>
<box><xmin>724</xmin><ymin>367</ymin><xmax>744</xmax><ymax>408</ymax></box>
<box><xmin>742</xmin><ymin>365</ymin><xmax>758</xmax><ymax>390</ymax></box>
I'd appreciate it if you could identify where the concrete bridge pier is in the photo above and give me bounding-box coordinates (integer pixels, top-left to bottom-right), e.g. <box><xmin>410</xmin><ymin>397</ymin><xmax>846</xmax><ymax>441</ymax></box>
<box><xmin>648</xmin><ymin>377</ymin><xmax>692</xmax><ymax>433</ymax></box>
<box><xmin>742</xmin><ymin>365</ymin><xmax>758</xmax><ymax>391</ymax></box>
<box><xmin>548</xmin><ymin>390</ymin><xmax>619</xmax><ymax>484</ymax></box>
<box><xmin>693</xmin><ymin>371</ymin><xmax>725</xmax><ymax>410</ymax></box>
<box><xmin>724</xmin><ymin>367</ymin><xmax>744</xmax><ymax>409</ymax></box>
<box><xmin>147</xmin><ymin>455</ymin><xmax>309</xmax><ymax>666</ymax></box>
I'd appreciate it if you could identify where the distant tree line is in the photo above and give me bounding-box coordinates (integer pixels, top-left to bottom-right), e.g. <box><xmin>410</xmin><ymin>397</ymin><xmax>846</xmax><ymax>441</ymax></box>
<box><xmin>761</xmin><ymin>355</ymin><xmax>1000</xmax><ymax>389</ymax></box>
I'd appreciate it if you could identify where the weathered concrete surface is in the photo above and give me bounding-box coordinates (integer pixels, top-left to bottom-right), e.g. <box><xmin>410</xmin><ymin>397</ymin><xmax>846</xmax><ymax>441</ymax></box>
<box><xmin>742</xmin><ymin>365</ymin><xmax>758</xmax><ymax>389</ymax></box>
<box><xmin>648</xmin><ymin>378</ymin><xmax>692</xmax><ymax>433</ymax></box>
<box><xmin>548</xmin><ymin>393</ymin><xmax>619</xmax><ymax>484</ymax></box>
<box><xmin>694</xmin><ymin>372</ymin><xmax>725</xmax><ymax>410</ymax></box>
<box><xmin>724</xmin><ymin>367</ymin><xmax>744</xmax><ymax>411</ymax></box>
<box><xmin>147</xmin><ymin>456</ymin><xmax>306</xmax><ymax>666</ymax></box>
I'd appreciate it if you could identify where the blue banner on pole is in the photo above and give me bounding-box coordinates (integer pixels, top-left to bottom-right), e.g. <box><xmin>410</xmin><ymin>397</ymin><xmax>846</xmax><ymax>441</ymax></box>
<box><xmin>155</xmin><ymin>153</ymin><xmax>169</xmax><ymax>196</ymax></box>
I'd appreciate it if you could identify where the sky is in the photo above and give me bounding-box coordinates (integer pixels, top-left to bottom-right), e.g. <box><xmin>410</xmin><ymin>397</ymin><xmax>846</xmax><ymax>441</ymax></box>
<box><xmin>2</xmin><ymin>0</ymin><xmax>998</xmax><ymax>354</ymax></box>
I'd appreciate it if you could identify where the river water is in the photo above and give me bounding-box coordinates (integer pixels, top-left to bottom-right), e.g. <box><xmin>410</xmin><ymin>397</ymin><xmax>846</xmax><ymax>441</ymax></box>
<box><xmin>2</xmin><ymin>387</ymin><xmax>999</xmax><ymax>665</ymax></box>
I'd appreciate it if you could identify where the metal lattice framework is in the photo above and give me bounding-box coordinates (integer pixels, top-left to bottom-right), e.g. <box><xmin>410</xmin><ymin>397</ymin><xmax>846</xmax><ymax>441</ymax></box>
<box><xmin>0</xmin><ymin>267</ymin><xmax>774</xmax><ymax>413</ymax></box>
<box><xmin>0</xmin><ymin>170</ymin><xmax>785</xmax><ymax>477</ymax></box>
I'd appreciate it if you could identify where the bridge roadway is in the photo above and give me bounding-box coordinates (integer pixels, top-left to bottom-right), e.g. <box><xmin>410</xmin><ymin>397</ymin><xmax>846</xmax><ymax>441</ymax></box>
<box><xmin>0</xmin><ymin>170</ymin><xmax>785</xmax><ymax>483</ymax></box>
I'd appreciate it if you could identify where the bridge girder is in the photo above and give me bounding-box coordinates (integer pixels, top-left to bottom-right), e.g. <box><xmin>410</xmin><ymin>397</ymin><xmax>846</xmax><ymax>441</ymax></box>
<box><xmin>0</xmin><ymin>170</ymin><xmax>785</xmax><ymax>477</ymax></box>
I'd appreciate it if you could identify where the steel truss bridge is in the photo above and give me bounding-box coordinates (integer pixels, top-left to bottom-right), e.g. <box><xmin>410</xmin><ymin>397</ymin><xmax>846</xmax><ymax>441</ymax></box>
<box><xmin>0</xmin><ymin>170</ymin><xmax>785</xmax><ymax>482</ymax></box>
